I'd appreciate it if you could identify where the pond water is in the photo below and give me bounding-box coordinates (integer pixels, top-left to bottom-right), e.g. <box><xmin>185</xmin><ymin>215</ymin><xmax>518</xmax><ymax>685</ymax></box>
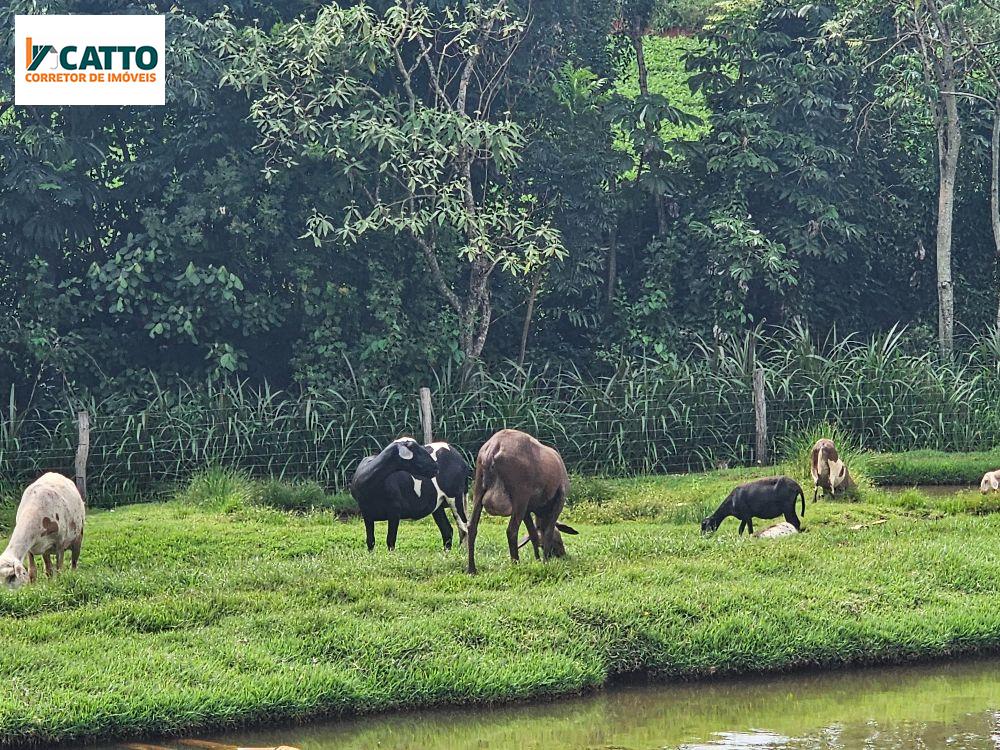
<box><xmin>109</xmin><ymin>656</ymin><xmax>1000</xmax><ymax>750</ymax></box>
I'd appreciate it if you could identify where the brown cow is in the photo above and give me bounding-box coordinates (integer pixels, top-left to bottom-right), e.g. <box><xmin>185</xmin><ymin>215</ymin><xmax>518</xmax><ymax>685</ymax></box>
<box><xmin>466</xmin><ymin>429</ymin><xmax>577</xmax><ymax>575</ymax></box>
<box><xmin>810</xmin><ymin>438</ymin><xmax>855</xmax><ymax>502</ymax></box>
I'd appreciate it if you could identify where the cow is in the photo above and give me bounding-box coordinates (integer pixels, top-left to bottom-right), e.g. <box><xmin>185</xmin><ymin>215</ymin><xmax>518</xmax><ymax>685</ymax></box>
<box><xmin>701</xmin><ymin>475</ymin><xmax>805</xmax><ymax>536</ymax></box>
<box><xmin>350</xmin><ymin>438</ymin><xmax>470</xmax><ymax>551</ymax></box>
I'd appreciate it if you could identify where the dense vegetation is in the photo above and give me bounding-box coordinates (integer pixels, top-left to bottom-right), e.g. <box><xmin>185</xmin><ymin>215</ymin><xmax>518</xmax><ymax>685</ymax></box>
<box><xmin>2</xmin><ymin>0</ymin><xmax>1000</xmax><ymax>406</ymax></box>
<box><xmin>0</xmin><ymin>464</ymin><xmax>998</xmax><ymax>747</ymax></box>
<box><xmin>7</xmin><ymin>325</ymin><xmax>1000</xmax><ymax>501</ymax></box>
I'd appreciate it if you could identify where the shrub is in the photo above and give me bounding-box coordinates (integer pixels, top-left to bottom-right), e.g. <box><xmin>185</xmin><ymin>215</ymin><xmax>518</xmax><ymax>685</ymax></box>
<box><xmin>567</xmin><ymin>475</ymin><xmax>616</xmax><ymax>506</ymax></box>
<box><xmin>258</xmin><ymin>479</ymin><xmax>336</xmax><ymax>512</ymax></box>
<box><xmin>257</xmin><ymin>479</ymin><xmax>358</xmax><ymax>514</ymax></box>
<box><xmin>176</xmin><ymin>467</ymin><xmax>259</xmax><ymax>513</ymax></box>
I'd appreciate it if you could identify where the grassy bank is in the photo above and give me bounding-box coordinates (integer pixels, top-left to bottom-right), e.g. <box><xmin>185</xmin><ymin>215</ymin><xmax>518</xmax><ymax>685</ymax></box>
<box><xmin>0</xmin><ymin>463</ymin><xmax>999</xmax><ymax>747</ymax></box>
<box><xmin>859</xmin><ymin>449</ymin><xmax>1000</xmax><ymax>485</ymax></box>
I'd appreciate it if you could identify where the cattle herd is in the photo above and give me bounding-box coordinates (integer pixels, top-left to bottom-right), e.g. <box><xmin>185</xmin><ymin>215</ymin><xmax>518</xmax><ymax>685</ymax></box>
<box><xmin>0</xmin><ymin>426</ymin><xmax>997</xmax><ymax>586</ymax></box>
<box><xmin>346</xmin><ymin>428</ymin><xmax>864</xmax><ymax>575</ymax></box>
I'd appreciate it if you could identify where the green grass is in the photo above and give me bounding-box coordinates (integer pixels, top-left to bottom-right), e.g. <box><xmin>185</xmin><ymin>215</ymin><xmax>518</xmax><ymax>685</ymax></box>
<box><xmin>616</xmin><ymin>35</ymin><xmax>711</xmax><ymax>142</ymax></box>
<box><xmin>0</xmin><ymin>465</ymin><xmax>999</xmax><ymax>746</ymax></box>
<box><xmin>859</xmin><ymin>449</ymin><xmax>1000</xmax><ymax>486</ymax></box>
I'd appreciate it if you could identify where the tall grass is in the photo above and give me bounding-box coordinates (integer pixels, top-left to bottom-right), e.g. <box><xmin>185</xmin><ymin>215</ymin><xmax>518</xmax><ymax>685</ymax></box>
<box><xmin>4</xmin><ymin>326</ymin><xmax>1000</xmax><ymax>503</ymax></box>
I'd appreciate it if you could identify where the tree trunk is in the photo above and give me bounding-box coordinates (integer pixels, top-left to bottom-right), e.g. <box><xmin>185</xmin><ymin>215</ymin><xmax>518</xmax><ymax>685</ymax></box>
<box><xmin>991</xmin><ymin>97</ymin><xmax>1000</xmax><ymax>331</ymax></box>
<box><xmin>518</xmin><ymin>272</ymin><xmax>543</xmax><ymax>367</ymax></box>
<box><xmin>629</xmin><ymin>18</ymin><xmax>649</xmax><ymax>98</ymax></box>
<box><xmin>917</xmin><ymin>0</ymin><xmax>962</xmax><ymax>359</ymax></box>
<box><xmin>935</xmin><ymin>93</ymin><xmax>960</xmax><ymax>359</ymax></box>
<box><xmin>606</xmin><ymin>226</ymin><xmax>617</xmax><ymax>310</ymax></box>
<box><xmin>459</xmin><ymin>257</ymin><xmax>493</xmax><ymax>383</ymax></box>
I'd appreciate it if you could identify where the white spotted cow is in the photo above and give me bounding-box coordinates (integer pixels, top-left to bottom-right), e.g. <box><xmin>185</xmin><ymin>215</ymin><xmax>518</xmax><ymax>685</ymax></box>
<box><xmin>350</xmin><ymin>438</ymin><xmax>471</xmax><ymax>551</ymax></box>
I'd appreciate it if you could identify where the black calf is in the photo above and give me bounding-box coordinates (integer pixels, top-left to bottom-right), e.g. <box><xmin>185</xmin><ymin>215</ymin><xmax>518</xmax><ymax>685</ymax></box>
<box><xmin>701</xmin><ymin>476</ymin><xmax>805</xmax><ymax>536</ymax></box>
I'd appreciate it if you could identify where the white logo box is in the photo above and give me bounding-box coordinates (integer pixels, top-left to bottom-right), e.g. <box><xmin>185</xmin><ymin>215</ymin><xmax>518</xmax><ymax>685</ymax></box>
<box><xmin>15</xmin><ymin>14</ymin><xmax>165</xmax><ymax>106</ymax></box>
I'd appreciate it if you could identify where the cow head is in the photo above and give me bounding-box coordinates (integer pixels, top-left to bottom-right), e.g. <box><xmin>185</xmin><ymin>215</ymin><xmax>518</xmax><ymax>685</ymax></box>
<box><xmin>0</xmin><ymin>557</ymin><xmax>28</xmax><ymax>590</ymax></box>
<box><xmin>980</xmin><ymin>471</ymin><xmax>999</xmax><ymax>494</ymax></box>
<box><xmin>700</xmin><ymin>516</ymin><xmax>721</xmax><ymax>535</ymax></box>
<box><xmin>391</xmin><ymin>437</ymin><xmax>438</xmax><ymax>479</ymax></box>
<box><xmin>548</xmin><ymin>522</ymin><xmax>578</xmax><ymax>558</ymax></box>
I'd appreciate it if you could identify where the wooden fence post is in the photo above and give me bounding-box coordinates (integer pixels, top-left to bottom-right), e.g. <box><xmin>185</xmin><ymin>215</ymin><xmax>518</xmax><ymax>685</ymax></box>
<box><xmin>75</xmin><ymin>410</ymin><xmax>90</xmax><ymax>501</ymax></box>
<box><xmin>753</xmin><ymin>368</ymin><xmax>767</xmax><ymax>466</ymax></box>
<box><xmin>419</xmin><ymin>387</ymin><xmax>434</xmax><ymax>445</ymax></box>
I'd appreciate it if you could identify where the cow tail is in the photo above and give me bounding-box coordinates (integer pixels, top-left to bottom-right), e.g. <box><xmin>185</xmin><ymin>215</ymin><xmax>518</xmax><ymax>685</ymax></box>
<box><xmin>798</xmin><ymin>485</ymin><xmax>805</xmax><ymax>516</ymax></box>
<box><xmin>474</xmin><ymin>448</ymin><xmax>500</xmax><ymax>508</ymax></box>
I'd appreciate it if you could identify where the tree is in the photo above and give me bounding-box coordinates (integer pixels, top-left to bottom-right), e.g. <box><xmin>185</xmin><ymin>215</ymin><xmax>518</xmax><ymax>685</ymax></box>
<box><xmin>224</xmin><ymin>1</ymin><xmax>565</xmax><ymax>378</ymax></box>
<box><xmin>879</xmin><ymin>0</ymin><xmax>995</xmax><ymax>356</ymax></box>
<box><xmin>686</xmin><ymin>1</ymin><xmax>868</xmax><ymax>330</ymax></box>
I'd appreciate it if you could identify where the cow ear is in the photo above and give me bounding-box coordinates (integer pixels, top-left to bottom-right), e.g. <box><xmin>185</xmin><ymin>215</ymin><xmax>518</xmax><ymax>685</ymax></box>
<box><xmin>990</xmin><ymin>474</ymin><xmax>998</xmax><ymax>490</ymax></box>
<box><xmin>397</xmin><ymin>443</ymin><xmax>413</xmax><ymax>460</ymax></box>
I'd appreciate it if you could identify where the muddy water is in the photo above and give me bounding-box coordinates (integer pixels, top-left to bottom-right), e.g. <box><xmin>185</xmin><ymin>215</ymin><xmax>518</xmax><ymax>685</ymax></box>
<box><xmin>119</xmin><ymin>657</ymin><xmax>1000</xmax><ymax>750</ymax></box>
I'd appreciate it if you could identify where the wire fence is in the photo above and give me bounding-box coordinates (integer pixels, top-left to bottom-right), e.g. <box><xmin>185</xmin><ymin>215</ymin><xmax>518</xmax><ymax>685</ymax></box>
<box><xmin>1</xmin><ymin>370</ymin><xmax>998</xmax><ymax>505</ymax></box>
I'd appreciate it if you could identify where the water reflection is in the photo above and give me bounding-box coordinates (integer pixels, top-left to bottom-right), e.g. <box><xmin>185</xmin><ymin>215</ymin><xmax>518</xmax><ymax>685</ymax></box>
<box><xmin>111</xmin><ymin>658</ymin><xmax>1000</xmax><ymax>750</ymax></box>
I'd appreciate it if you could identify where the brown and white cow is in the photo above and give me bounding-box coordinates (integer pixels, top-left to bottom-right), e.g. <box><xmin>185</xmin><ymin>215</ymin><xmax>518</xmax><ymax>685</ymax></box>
<box><xmin>0</xmin><ymin>472</ymin><xmax>85</xmax><ymax>588</ymax></box>
<box><xmin>810</xmin><ymin>438</ymin><xmax>855</xmax><ymax>502</ymax></box>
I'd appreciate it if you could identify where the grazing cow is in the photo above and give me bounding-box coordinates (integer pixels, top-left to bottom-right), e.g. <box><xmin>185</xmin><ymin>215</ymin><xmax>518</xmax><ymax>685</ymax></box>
<box><xmin>0</xmin><ymin>472</ymin><xmax>85</xmax><ymax>588</ymax></box>
<box><xmin>701</xmin><ymin>475</ymin><xmax>805</xmax><ymax>536</ymax></box>
<box><xmin>810</xmin><ymin>438</ymin><xmax>855</xmax><ymax>502</ymax></box>
<box><xmin>980</xmin><ymin>470</ymin><xmax>1000</xmax><ymax>494</ymax></box>
<box><xmin>466</xmin><ymin>429</ymin><xmax>578</xmax><ymax>575</ymax></box>
<box><xmin>350</xmin><ymin>438</ymin><xmax>471</xmax><ymax>551</ymax></box>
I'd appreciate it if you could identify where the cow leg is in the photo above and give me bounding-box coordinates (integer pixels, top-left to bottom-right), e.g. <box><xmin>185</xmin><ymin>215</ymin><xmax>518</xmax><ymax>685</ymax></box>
<box><xmin>56</xmin><ymin>547</ymin><xmax>65</xmax><ymax>573</ymax></box>
<box><xmin>506</xmin><ymin>509</ymin><xmax>525</xmax><ymax>563</ymax></box>
<box><xmin>364</xmin><ymin>516</ymin><xmax>376</xmax><ymax>552</ymax></box>
<box><xmin>43</xmin><ymin>553</ymin><xmax>53</xmax><ymax>578</ymax></box>
<box><xmin>70</xmin><ymin>533</ymin><xmax>82</xmax><ymax>570</ymax></box>
<box><xmin>448</xmin><ymin>493</ymin><xmax>469</xmax><ymax>544</ymax></box>
<box><xmin>738</xmin><ymin>520</ymin><xmax>747</xmax><ymax>535</ymax></box>
<box><xmin>432</xmin><ymin>506</ymin><xmax>454</xmax><ymax>550</ymax></box>
<box><xmin>466</xmin><ymin>492</ymin><xmax>484</xmax><ymax>575</ymax></box>
<box><xmin>386</xmin><ymin>515</ymin><xmax>400</xmax><ymax>551</ymax></box>
<box><xmin>746</xmin><ymin>519</ymin><xmax>754</xmax><ymax>536</ymax></box>
<box><xmin>784</xmin><ymin>510</ymin><xmax>800</xmax><ymax>530</ymax></box>
<box><xmin>812</xmin><ymin>486</ymin><xmax>820</xmax><ymax>503</ymax></box>
<box><xmin>523</xmin><ymin>513</ymin><xmax>541</xmax><ymax>560</ymax></box>
<box><xmin>27</xmin><ymin>553</ymin><xmax>36</xmax><ymax>583</ymax></box>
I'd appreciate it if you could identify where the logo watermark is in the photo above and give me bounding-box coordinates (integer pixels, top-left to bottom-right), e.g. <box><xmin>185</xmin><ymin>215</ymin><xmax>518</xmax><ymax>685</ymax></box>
<box><xmin>15</xmin><ymin>15</ymin><xmax>165</xmax><ymax>106</ymax></box>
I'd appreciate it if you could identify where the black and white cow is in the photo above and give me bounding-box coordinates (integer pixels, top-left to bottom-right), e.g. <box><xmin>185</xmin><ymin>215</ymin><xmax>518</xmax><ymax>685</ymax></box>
<box><xmin>350</xmin><ymin>438</ymin><xmax>471</xmax><ymax>551</ymax></box>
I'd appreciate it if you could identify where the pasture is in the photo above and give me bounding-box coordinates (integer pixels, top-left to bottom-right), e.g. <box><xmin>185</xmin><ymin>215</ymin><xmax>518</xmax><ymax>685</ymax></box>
<box><xmin>0</xmin><ymin>464</ymin><xmax>998</xmax><ymax>747</ymax></box>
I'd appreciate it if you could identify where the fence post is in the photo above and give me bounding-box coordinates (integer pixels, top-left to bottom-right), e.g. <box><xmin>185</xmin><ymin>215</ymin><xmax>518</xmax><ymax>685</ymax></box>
<box><xmin>419</xmin><ymin>387</ymin><xmax>434</xmax><ymax>445</ymax></box>
<box><xmin>753</xmin><ymin>368</ymin><xmax>767</xmax><ymax>466</ymax></box>
<box><xmin>75</xmin><ymin>410</ymin><xmax>90</xmax><ymax>501</ymax></box>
